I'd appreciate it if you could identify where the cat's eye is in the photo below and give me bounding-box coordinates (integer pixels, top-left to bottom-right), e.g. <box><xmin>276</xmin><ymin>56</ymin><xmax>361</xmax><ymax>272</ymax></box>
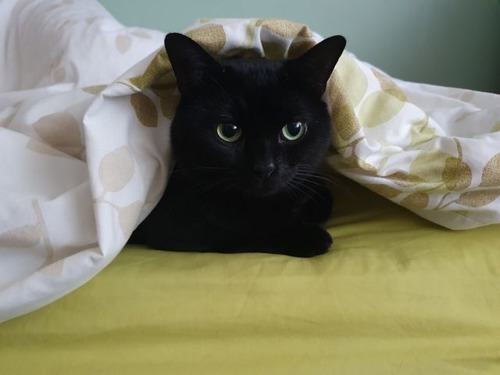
<box><xmin>216</xmin><ymin>123</ymin><xmax>242</xmax><ymax>143</ymax></box>
<box><xmin>281</xmin><ymin>121</ymin><xmax>306</xmax><ymax>142</ymax></box>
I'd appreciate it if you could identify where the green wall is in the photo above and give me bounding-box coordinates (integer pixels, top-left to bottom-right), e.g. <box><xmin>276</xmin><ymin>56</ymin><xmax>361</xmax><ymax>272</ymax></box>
<box><xmin>99</xmin><ymin>0</ymin><xmax>500</xmax><ymax>93</ymax></box>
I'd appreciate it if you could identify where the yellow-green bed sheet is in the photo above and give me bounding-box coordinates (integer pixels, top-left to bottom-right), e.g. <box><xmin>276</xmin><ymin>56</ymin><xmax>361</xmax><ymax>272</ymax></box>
<box><xmin>2</xmin><ymin>181</ymin><xmax>500</xmax><ymax>375</ymax></box>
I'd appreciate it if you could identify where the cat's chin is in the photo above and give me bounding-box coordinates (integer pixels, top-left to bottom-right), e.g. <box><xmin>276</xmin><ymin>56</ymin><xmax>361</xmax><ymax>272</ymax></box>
<box><xmin>240</xmin><ymin>182</ymin><xmax>285</xmax><ymax>198</ymax></box>
<box><xmin>243</xmin><ymin>189</ymin><xmax>280</xmax><ymax>198</ymax></box>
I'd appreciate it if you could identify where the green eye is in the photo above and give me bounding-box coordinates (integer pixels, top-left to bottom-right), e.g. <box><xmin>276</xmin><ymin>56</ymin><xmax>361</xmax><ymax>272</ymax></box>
<box><xmin>216</xmin><ymin>123</ymin><xmax>242</xmax><ymax>142</ymax></box>
<box><xmin>281</xmin><ymin>121</ymin><xmax>306</xmax><ymax>142</ymax></box>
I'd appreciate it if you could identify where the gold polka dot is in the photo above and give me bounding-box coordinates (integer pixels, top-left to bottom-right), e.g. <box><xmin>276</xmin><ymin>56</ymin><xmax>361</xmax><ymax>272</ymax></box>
<box><xmin>327</xmin><ymin>74</ymin><xmax>361</xmax><ymax>143</ymax></box>
<box><xmin>159</xmin><ymin>90</ymin><xmax>181</xmax><ymax>120</ymax></box>
<box><xmin>401</xmin><ymin>192</ymin><xmax>429</xmax><ymax>209</ymax></box>
<box><xmin>186</xmin><ymin>25</ymin><xmax>227</xmax><ymax>55</ymax></box>
<box><xmin>457</xmin><ymin>190</ymin><xmax>500</xmax><ymax>208</ymax></box>
<box><xmin>332</xmin><ymin>104</ymin><xmax>360</xmax><ymax>142</ymax></box>
<box><xmin>359</xmin><ymin>91</ymin><xmax>406</xmax><ymax>128</ymax></box>
<box><xmin>442</xmin><ymin>156</ymin><xmax>472</xmax><ymax>191</ymax></box>
<box><xmin>357</xmin><ymin>69</ymin><xmax>409</xmax><ymax>131</ymax></box>
<box><xmin>130</xmin><ymin>93</ymin><xmax>158</xmax><ymax>127</ymax></box>
<box><xmin>255</xmin><ymin>19</ymin><xmax>313</xmax><ymax>39</ymax></box>
<box><xmin>387</xmin><ymin>172</ymin><xmax>424</xmax><ymax>188</ymax></box>
<box><xmin>366</xmin><ymin>184</ymin><xmax>402</xmax><ymax>198</ymax></box>
<box><xmin>409</xmin><ymin>151</ymin><xmax>449</xmax><ymax>185</ymax></box>
<box><xmin>83</xmin><ymin>85</ymin><xmax>107</xmax><ymax>95</ymax></box>
<box><xmin>480</xmin><ymin>153</ymin><xmax>500</xmax><ymax>187</ymax></box>
<box><xmin>129</xmin><ymin>50</ymin><xmax>172</xmax><ymax>91</ymax></box>
<box><xmin>372</xmin><ymin>69</ymin><xmax>408</xmax><ymax>102</ymax></box>
<box><xmin>287</xmin><ymin>40</ymin><xmax>315</xmax><ymax>59</ymax></box>
<box><xmin>336</xmin><ymin>56</ymin><xmax>368</xmax><ymax>109</ymax></box>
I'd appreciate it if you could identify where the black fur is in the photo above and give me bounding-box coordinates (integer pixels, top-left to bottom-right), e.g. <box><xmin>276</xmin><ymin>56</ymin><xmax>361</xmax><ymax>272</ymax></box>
<box><xmin>129</xmin><ymin>33</ymin><xmax>346</xmax><ymax>257</ymax></box>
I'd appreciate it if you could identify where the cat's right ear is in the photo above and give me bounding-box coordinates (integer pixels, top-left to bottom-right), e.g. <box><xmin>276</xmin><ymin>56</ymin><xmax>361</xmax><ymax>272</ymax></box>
<box><xmin>164</xmin><ymin>33</ymin><xmax>220</xmax><ymax>95</ymax></box>
<box><xmin>289</xmin><ymin>35</ymin><xmax>346</xmax><ymax>97</ymax></box>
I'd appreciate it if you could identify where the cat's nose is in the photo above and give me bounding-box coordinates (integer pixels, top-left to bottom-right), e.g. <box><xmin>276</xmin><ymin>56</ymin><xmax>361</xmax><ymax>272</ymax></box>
<box><xmin>253</xmin><ymin>162</ymin><xmax>276</xmax><ymax>179</ymax></box>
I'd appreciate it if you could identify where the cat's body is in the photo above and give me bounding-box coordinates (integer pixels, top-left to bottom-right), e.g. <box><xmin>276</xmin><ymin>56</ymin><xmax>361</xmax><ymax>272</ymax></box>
<box><xmin>129</xmin><ymin>33</ymin><xmax>346</xmax><ymax>257</ymax></box>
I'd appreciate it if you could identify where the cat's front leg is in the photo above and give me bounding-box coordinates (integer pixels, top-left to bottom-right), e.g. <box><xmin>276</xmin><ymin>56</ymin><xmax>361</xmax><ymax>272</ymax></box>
<box><xmin>247</xmin><ymin>223</ymin><xmax>332</xmax><ymax>258</ymax></box>
<box><xmin>283</xmin><ymin>223</ymin><xmax>333</xmax><ymax>257</ymax></box>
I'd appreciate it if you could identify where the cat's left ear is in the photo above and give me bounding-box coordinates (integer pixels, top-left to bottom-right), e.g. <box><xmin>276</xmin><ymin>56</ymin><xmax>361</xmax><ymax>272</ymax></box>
<box><xmin>164</xmin><ymin>33</ymin><xmax>220</xmax><ymax>95</ymax></box>
<box><xmin>289</xmin><ymin>35</ymin><xmax>346</xmax><ymax>96</ymax></box>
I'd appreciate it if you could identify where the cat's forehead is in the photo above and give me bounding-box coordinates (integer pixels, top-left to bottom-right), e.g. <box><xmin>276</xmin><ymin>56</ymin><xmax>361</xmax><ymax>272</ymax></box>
<box><xmin>190</xmin><ymin>58</ymin><xmax>320</xmax><ymax>126</ymax></box>
<box><xmin>215</xmin><ymin>58</ymin><xmax>297</xmax><ymax>115</ymax></box>
<box><xmin>219</xmin><ymin>59</ymin><xmax>287</xmax><ymax>89</ymax></box>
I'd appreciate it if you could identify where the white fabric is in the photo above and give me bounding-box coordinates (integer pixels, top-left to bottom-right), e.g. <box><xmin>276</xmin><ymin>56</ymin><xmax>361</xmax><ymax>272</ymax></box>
<box><xmin>0</xmin><ymin>0</ymin><xmax>168</xmax><ymax>322</ymax></box>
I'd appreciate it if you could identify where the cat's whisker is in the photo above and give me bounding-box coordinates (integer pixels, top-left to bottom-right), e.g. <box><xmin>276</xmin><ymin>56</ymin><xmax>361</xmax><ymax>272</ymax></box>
<box><xmin>294</xmin><ymin>172</ymin><xmax>333</xmax><ymax>185</ymax></box>
<box><xmin>285</xmin><ymin>182</ymin><xmax>301</xmax><ymax>199</ymax></box>
<box><xmin>286</xmin><ymin>179</ymin><xmax>321</xmax><ymax>206</ymax></box>
<box><xmin>295</xmin><ymin>165</ymin><xmax>357</xmax><ymax>198</ymax></box>
<box><xmin>293</xmin><ymin>169</ymin><xmax>325</xmax><ymax>182</ymax></box>
<box><xmin>290</xmin><ymin>177</ymin><xmax>331</xmax><ymax>206</ymax></box>
<box><xmin>295</xmin><ymin>165</ymin><xmax>334</xmax><ymax>179</ymax></box>
<box><xmin>285</xmin><ymin>179</ymin><xmax>306</xmax><ymax>198</ymax></box>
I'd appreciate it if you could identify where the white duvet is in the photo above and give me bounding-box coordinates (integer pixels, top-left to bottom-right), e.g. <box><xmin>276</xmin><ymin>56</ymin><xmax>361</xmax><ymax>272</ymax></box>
<box><xmin>0</xmin><ymin>0</ymin><xmax>499</xmax><ymax>322</ymax></box>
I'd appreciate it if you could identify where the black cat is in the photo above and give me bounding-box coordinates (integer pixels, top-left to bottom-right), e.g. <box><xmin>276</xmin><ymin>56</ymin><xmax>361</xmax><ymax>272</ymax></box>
<box><xmin>129</xmin><ymin>32</ymin><xmax>346</xmax><ymax>257</ymax></box>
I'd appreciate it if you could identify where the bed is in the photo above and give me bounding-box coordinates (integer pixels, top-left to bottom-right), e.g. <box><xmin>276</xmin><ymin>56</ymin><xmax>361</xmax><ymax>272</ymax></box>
<box><xmin>1</xmin><ymin>1</ymin><xmax>500</xmax><ymax>374</ymax></box>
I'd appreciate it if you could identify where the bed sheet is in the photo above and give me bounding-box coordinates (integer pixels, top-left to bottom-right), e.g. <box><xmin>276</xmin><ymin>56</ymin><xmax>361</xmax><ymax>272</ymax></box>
<box><xmin>2</xmin><ymin>181</ymin><xmax>500</xmax><ymax>375</ymax></box>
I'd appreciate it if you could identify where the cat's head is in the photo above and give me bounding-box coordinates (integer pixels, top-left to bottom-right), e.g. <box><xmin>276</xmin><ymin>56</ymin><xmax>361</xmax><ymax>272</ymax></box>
<box><xmin>164</xmin><ymin>32</ymin><xmax>345</xmax><ymax>197</ymax></box>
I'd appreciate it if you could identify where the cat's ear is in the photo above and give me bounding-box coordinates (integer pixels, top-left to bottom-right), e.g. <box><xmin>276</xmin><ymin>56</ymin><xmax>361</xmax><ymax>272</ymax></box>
<box><xmin>289</xmin><ymin>35</ymin><xmax>346</xmax><ymax>96</ymax></box>
<box><xmin>164</xmin><ymin>33</ymin><xmax>220</xmax><ymax>95</ymax></box>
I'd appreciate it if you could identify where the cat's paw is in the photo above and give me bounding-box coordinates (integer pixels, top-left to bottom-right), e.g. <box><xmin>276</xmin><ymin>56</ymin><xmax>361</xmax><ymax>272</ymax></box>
<box><xmin>286</xmin><ymin>224</ymin><xmax>333</xmax><ymax>258</ymax></box>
